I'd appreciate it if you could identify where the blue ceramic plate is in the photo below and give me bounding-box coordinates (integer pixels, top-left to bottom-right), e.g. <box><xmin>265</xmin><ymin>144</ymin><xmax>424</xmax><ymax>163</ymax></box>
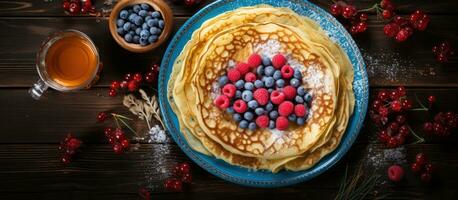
<box><xmin>159</xmin><ymin>0</ymin><xmax>368</xmax><ymax>187</ymax></box>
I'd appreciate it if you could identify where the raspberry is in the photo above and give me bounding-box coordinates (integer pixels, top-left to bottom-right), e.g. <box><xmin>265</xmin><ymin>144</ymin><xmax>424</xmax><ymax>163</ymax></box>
<box><xmin>253</xmin><ymin>88</ymin><xmax>269</xmax><ymax>105</ymax></box>
<box><xmin>278</xmin><ymin>101</ymin><xmax>294</xmax><ymax>116</ymax></box>
<box><xmin>281</xmin><ymin>65</ymin><xmax>294</xmax><ymax>79</ymax></box>
<box><xmin>222</xmin><ymin>84</ymin><xmax>236</xmax><ymax>98</ymax></box>
<box><xmin>294</xmin><ymin>104</ymin><xmax>308</xmax><ymax>117</ymax></box>
<box><xmin>214</xmin><ymin>95</ymin><xmax>229</xmax><ymax>109</ymax></box>
<box><xmin>272</xmin><ymin>54</ymin><xmax>287</xmax><ymax>69</ymax></box>
<box><xmin>247</xmin><ymin>53</ymin><xmax>262</xmax><ymax>69</ymax></box>
<box><xmin>233</xmin><ymin>99</ymin><xmax>247</xmax><ymax>113</ymax></box>
<box><xmin>276</xmin><ymin>116</ymin><xmax>289</xmax><ymax>130</ymax></box>
<box><xmin>244</xmin><ymin>72</ymin><xmax>257</xmax><ymax>82</ymax></box>
<box><xmin>227</xmin><ymin>69</ymin><xmax>241</xmax><ymax>82</ymax></box>
<box><xmin>270</xmin><ymin>91</ymin><xmax>285</xmax><ymax>104</ymax></box>
<box><xmin>255</xmin><ymin>115</ymin><xmax>269</xmax><ymax>128</ymax></box>
<box><xmin>387</xmin><ymin>165</ymin><xmax>405</xmax><ymax>182</ymax></box>
<box><xmin>235</xmin><ymin>62</ymin><xmax>250</xmax><ymax>75</ymax></box>
<box><xmin>282</xmin><ymin>86</ymin><xmax>296</xmax><ymax>100</ymax></box>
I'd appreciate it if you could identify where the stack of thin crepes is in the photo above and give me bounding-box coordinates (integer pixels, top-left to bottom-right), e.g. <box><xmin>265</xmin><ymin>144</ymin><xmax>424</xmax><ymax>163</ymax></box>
<box><xmin>167</xmin><ymin>5</ymin><xmax>355</xmax><ymax>172</ymax></box>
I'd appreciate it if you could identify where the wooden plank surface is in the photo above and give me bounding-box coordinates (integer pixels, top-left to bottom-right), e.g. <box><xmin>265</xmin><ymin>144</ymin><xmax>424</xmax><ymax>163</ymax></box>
<box><xmin>0</xmin><ymin>0</ymin><xmax>457</xmax><ymax>199</ymax></box>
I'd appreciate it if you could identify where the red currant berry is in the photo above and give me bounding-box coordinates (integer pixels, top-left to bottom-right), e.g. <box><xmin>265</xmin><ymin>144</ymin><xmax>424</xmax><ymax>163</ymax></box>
<box><xmin>108</xmin><ymin>89</ymin><xmax>117</xmax><ymax>97</ymax></box>
<box><xmin>395</xmin><ymin>134</ymin><xmax>405</xmax><ymax>145</ymax></box>
<box><xmin>391</xmin><ymin>100</ymin><xmax>402</xmax><ymax>112</ymax></box>
<box><xmin>112</xmin><ymin>144</ymin><xmax>123</xmax><ymax>154</ymax></box>
<box><xmin>389</xmin><ymin>122</ymin><xmax>400</xmax><ymax>132</ymax></box>
<box><xmin>395</xmin><ymin>28</ymin><xmax>411</xmax><ymax>42</ymax></box>
<box><xmin>433</xmin><ymin>123</ymin><xmax>445</xmax><ymax>135</ymax></box>
<box><xmin>395</xmin><ymin>115</ymin><xmax>406</xmax><ymax>124</ymax></box>
<box><xmin>396</xmin><ymin>86</ymin><xmax>406</xmax><ymax>96</ymax></box>
<box><xmin>114</xmin><ymin>129</ymin><xmax>125</xmax><ymax>140</ymax></box>
<box><xmin>164</xmin><ymin>178</ymin><xmax>175</xmax><ymax>190</ymax></box>
<box><xmin>121</xmin><ymin>139</ymin><xmax>130</xmax><ymax>149</ymax></box>
<box><xmin>415</xmin><ymin>153</ymin><xmax>427</xmax><ymax>166</ymax></box>
<box><xmin>387</xmin><ymin>165</ymin><xmax>404</xmax><ymax>182</ymax></box>
<box><xmin>389</xmin><ymin>90</ymin><xmax>399</xmax><ymax>100</ymax></box>
<box><xmin>181</xmin><ymin>173</ymin><xmax>192</xmax><ymax>184</ymax></box>
<box><xmin>127</xmin><ymin>80</ymin><xmax>139</xmax><ymax>92</ymax></box>
<box><xmin>420</xmin><ymin>173</ymin><xmax>432</xmax><ymax>183</ymax></box>
<box><xmin>67</xmin><ymin>138</ymin><xmax>81</xmax><ymax>150</ymax></box>
<box><xmin>394</xmin><ymin>16</ymin><xmax>409</xmax><ymax>27</ymax></box>
<box><xmin>144</xmin><ymin>72</ymin><xmax>156</xmax><ymax>83</ymax></box>
<box><xmin>437</xmin><ymin>53</ymin><xmax>448</xmax><ymax>63</ymax></box>
<box><xmin>422</xmin><ymin>122</ymin><xmax>433</xmax><ymax>133</ymax></box>
<box><xmin>387</xmin><ymin>137</ymin><xmax>398</xmax><ymax>148</ymax></box>
<box><xmin>359</xmin><ymin>13</ymin><xmax>368</xmax><ymax>21</ymax></box>
<box><xmin>383</xmin><ymin>23</ymin><xmax>400</xmax><ymax>38</ymax></box>
<box><xmin>61</xmin><ymin>155</ymin><xmax>71</xmax><ymax>164</ymax></box>
<box><xmin>104</xmin><ymin>127</ymin><xmax>113</xmax><ymax>136</ymax></box>
<box><xmin>425</xmin><ymin>163</ymin><xmax>434</xmax><ymax>173</ymax></box>
<box><xmin>133</xmin><ymin>73</ymin><xmax>143</xmax><ymax>83</ymax></box>
<box><xmin>330</xmin><ymin>4</ymin><xmax>342</xmax><ymax>16</ymax></box>
<box><xmin>356</xmin><ymin>22</ymin><xmax>368</xmax><ymax>33</ymax></box>
<box><xmin>427</xmin><ymin>95</ymin><xmax>436</xmax><ymax>105</ymax></box>
<box><xmin>342</xmin><ymin>5</ymin><xmax>357</xmax><ymax>19</ymax></box>
<box><xmin>377</xmin><ymin>90</ymin><xmax>389</xmax><ymax>101</ymax></box>
<box><xmin>382</xmin><ymin>9</ymin><xmax>393</xmax><ymax>19</ymax></box>
<box><xmin>62</xmin><ymin>1</ymin><xmax>71</xmax><ymax>10</ymax></box>
<box><xmin>97</xmin><ymin>112</ymin><xmax>109</xmax><ymax>122</ymax></box>
<box><xmin>378</xmin><ymin>130</ymin><xmax>390</xmax><ymax>143</ymax></box>
<box><xmin>372</xmin><ymin>99</ymin><xmax>382</xmax><ymax>110</ymax></box>
<box><xmin>111</xmin><ymin>81</ymin><xmax>120</xmax><ymax>89</ymax></box>
<box><xmin>411</xmin><ymin>162</ymin><xmax>422</xmax><ymax>172</ymax></box>
<box><xmin>124</xmin><ymin>73</ymin><xmax>133</xmax><ymax>81</ymax></box>
<box><xmin>401</xmin><ymin>99</ymin><xmax>413</xmax><ymax>110</ymax></box>
<box><xmin>179</xmin><ymin>162</ymin><xmax>191</xmax><ymax>174</ymax></box>
<box><xmin>378</xmin><ymin>107</ymin><xmax>389</xmax><ymax>117</ymax></box>
<box><xmin>68</xmin><ymin>2</ymin><xmax>81</xmax><ymax>15</ymax></box>
<box><xmin>120</xmin><ymin>81</ymin><xmax>128</xmax><ymax>89</ymax></box>
<box><xmin>399</xmin><ymin>125</ymin><xmax>409</xmax><ymax>137</ymax></box>
<box><xmin>380</xmin><ymin>0</ymin><xmax>394</xmax><ymax>10</ymax></box>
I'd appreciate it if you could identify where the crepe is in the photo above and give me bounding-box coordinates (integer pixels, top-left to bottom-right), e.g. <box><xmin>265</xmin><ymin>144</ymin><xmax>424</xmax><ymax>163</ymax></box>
<box><xmin>167</xmin><ymin>5</ymin><xmax>355</xmax><ymax>172</ymax></box>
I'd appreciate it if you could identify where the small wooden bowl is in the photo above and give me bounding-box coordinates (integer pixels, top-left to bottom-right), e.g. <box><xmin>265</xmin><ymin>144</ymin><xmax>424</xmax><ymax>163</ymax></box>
<box><xmin>109</xmin><ymin>0</ymin><xmax>173</xmax><ymax>53</ymax></box>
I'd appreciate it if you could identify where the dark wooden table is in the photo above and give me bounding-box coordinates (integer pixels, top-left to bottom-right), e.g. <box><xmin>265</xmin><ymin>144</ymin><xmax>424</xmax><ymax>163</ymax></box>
<box><xmin>0</xmin><ymin>0</ymin><xmax>457</xmax><ymax>199</ymax></box>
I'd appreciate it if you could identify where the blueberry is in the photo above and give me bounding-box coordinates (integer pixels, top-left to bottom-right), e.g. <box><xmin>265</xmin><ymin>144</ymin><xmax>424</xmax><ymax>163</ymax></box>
<box><xmin>248</xmin><ymin>122</ymin><xmax>257</xmax><ymax>130</ymax></box>
<box><xmin>218</xmin><ymin>76</ymin><xmax>228</xmax><ymax>87</ymax></box>
<box><xmin>296</xmin><ymin>117</ymin><xmax>305</xmax><ymax>125</ymax></box>
<box><xmin>269</xmin><ymin>110</ymin><xmax>279</xmax><ymax>119</ymax></box>
<box><xmin>135</xmin><ymin>27</ymin><xmax>142</xmax><ymax>35</ymax></box>
<box><xmin>275</xmin><ymin>79</ymin><xmax>285</xmax><ymax>88</ymax></box>
<box><xmin>138</xmin><ymin>10</ymin><xmax>148</xmax><ymax>17</ymax></box>
<box><xmin>142</xmin><ymin>23</ymin><xmax>149</xmax><ymax>30</ymax></box>
<box><xmin>288</xmin><ymin>114</ymin><xmax>297</xmax><ymax>122</ymax></box>
<box><xmin>235</xmin><ymin>90</ymin><xmax>242</xmax><ymax>99</ymax></box>
<box><xmin>133</xmin><ymin>5</ymin><xmax>141</xmax><ymax>13</ymax></box>
<box><xmin>239</xmin><ymin>120</ymin><xmax>249</xmax><ymax>128</ymax></box>
<box><xmin>139</xmin><ymin>37</ymin><xmax>148</xmax><ymax>46</ymax></box>
<box><xmin>124</xmin><ymin>33</ymin><xmax>133</xmax><ymax>43</ymax></box>
<box><xmin>297</xmin><ymin>86</ymin><xmax>306</xmax><ymax>96</ymax></box>
<box><xmin>265</xmin><ymin>102</ymin><xmax>273</xmax><ymax>111</ymax></box>
<box><xmin>128</xmin><ymin>13</ymin><xmax>137</xmax><ymax>22</ymax></box>
<box><xmin>273</xmin><ymin>70</ymin><xmax>282</xmax><ymax>80</ymax></box>
<box><xmin>235</xmin><ymin>80</ymin><xmax>245</xmax><ymax>89</ymax></box>
<box><xmin>158</xmin><ymin>20</ymin><xmax>165</xmax><ymax>29</ymax></box>
<box><xmin>123</xmin><ymin>22</ymin><xmax>131</xmax><ymax>31</ymax></box>
<box><xmin>116</xmin><ymin>28</ymin><xmax>125</xmax><ymax>35</ymax></box>
<box><xmin>134</xmin><ymin>16</ymin><xmax>143</xmax><ymax>25</ymax></box>
<box><xmin>128</xmin><ymin>9</ymin><xmax>133</xmax><ymax>14</ymax></box>
<box><xmin>149</xmin><ymin>27</ymin><xmax>160</xmax><ymax>35</ymax></box>
<box><xmin>269</xmin><ymin>120</ymin><xmax>276</xmax><ymax>129</ymax></box>
<box><xmin>140</xmin><ymin>29</ymin><xmax>150</xmax><ymax>39</ymax></box>
<box><xmin>256</xmin><ymin>65</ymin><xmax>264</xmax><ymax>76</ymax></box>
<box><xmin>117</xmin><ymin>19</ymin><xmax>125</xmax><ymax>27</ymax></box>
<box><xmin>148</xmin><ymin>35</ymin><xmax>158</xmax><ymax>43</ymax></box>
<box><xmin>133</xmin><ymin>35</ymin><xmax>140</xmax><ymax>44</ymax></box>
<box><xmin>295</xmin><ymin>95</ymin><xmax>304</xmax><ymax>103</ymax></box>
<box><xmin>145</xmin><ymin>16</ymin><xmax>152</xmax><ymax>21</ymax></box>
<box><xmin>304</xmin><ymin>93</ymin><xmax>312</xmax><ymax>103</ymax></box>
<box><xmin>227</xmin><ymin>107</ymin><xmax>235</xmax><ymax>114</ymax></box>
<box><xmin>254</xmin><ymin>80</ymin><xmax>264</xmax><ymax>88</ymax></box>
<box><xmin>293</xmin><ymin>68</ymin><xmax>302</xmax><ymax>79</ymax></box>
<box><xmin>233</xmin><ymin>113</ymin><xmax>242</xmax><ymax>122</ymax></box>
<box><xmin>264</xmin><ymin>77</ymin><xmax>275</xmax><ymax>88</ymax></box>
<box><xmin>268</xmin><ymin>88</ymin><xmax>274</xmax><ymax>93</ymax></box>
<box><xmin>244</xmin><ymin>112</ymin><xmax>254</xmax><ymax>121</ymax></box>
<box><xmin>128</xmin><ymin>30</ymin><xmax>135</xmax><ymax>35</ymax></box>
<box><xmin>264</xmin><ymin>66</ymin><xmax>275</xmax><ymax>76</ymax></box>
<box><xmin>151</xmin><ymin>11</ymin><xmax>161</xmax><ymax>18</ymax></box>
<box><xmin>248</xmin><ymin>100</ymin><xmax>258</xmax><ymax>109</ymax></box>
<box><xmin>262</xmin><ymin>57</ymin><xmax>271</xmax><ymax>66</ymax></box>
<box><xmin>140</xmin><ymin>3</ymin><xmax>150</xmax><ymax>10</ymax></box>
<box><xmin>147</xmin><ymin>19</ymin><xmax>158</xmax><ymax>27</ymax></box>
<box><xmin>255</xmin><ymin>108</ymin><xmax>265</xmax><ymax>115</ymax></box>
<box><xmin>244</xmin><ymin>82</ymin><xmax>254</xmax><ymax>90</ymax></box>
<box><xmin>290</xmin><ymin>78</ymin><xmax>300</xmax><ymax>87</ymax></box>
<box><xmin>120</xmin><ymin>10</ymin><xmax>129</xmax><ymax>19</ymax></box>
<box><xmin>242</xmin><ymin>90</ymin><xmax>253</xmax><ymax>102</ymax></box>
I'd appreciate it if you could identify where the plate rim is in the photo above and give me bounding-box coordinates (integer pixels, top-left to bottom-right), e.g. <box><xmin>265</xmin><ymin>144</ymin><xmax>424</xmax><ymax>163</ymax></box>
<box><xmin>158</xmin><ymin>0</ymin><xmax>369</xmax><ymax>188</ymax></box>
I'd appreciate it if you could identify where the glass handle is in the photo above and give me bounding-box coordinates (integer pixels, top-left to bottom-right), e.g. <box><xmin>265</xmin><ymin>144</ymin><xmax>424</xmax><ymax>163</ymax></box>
<box><xmin>29</xmin><ymin>79</ymin><xmax>49</xmax><ymax>100</ymax></box>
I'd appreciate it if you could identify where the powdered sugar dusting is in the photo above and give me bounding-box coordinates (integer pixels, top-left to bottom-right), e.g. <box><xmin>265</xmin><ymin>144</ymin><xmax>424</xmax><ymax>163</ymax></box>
<box><xmin>255</xmin><ymin>39</ymin><xmax>282</xmax><ymax>58</ymax></box>
<box><xmin>211</xmin><ymin>81</ymin><xmax>221</xmax><ymax>100</ymax></box>
<box><xmin>302</xmin><ymin>63</ymin><xmax>332</xmax><ymax>94</ymax></box>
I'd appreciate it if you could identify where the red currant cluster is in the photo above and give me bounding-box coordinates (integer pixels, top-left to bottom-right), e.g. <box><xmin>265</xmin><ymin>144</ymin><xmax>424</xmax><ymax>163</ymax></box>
<box><xmin>329</xmin><ymin>1</ymin><xmax>368</xmax><ymax>34</ymax></box>
<box><xmin>184</xmin><ymin>0</ymin><xmax>203</xmax><ymax>6</ymax></box>
<box><xmin>384</xmin><ymin>10</ymin><xmax>430</xmax><ymax>42</ymax></box>
<box><xmin>164</xmin><ymin>162</ymin><xmax>192</xmax><ymax>192</ymax></box>
<box><xmin>62</xmin><ymin>0</ymin><xmax>95</xmax><ymax>15</ymax></box>
<box><xmin>432</xmin><ymin>41</ymin><xmax>455</xmax><ymax>63</ymax></box>
<box><xmin>423</xmin><ymin>111</ymin><xmax>457</xmax><ymax>137</ymax></box>
<box><xmin>108</xmin><ymin>64</ymin><xmax>159</xmax><ymax>97</ymax></box>
<box><xmin>58</xmin><ymin>134</ymin><xmax>82</xmax><ymax>164</ymax></box>
<box><xmin>410</xmin><ymin>153</ymin><xmax>434</xmax><ymax>183</ymax></box>
<box><xmin>369</xmin><ymin>87</ymin><xmax>415</xmax><ymax>148</ymax></box>
<box><xmin>104</xmin><ymin>127</ymin><xmax>130</xmax><ymax>154</ymax></box>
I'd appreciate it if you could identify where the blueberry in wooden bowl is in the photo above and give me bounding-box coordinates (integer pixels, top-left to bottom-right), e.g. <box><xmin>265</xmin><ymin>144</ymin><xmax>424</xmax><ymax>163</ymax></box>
<box><xmin>109</xmin><ymin>0</ymin><xmax>173</xmax><ymax>53</ymax></box>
